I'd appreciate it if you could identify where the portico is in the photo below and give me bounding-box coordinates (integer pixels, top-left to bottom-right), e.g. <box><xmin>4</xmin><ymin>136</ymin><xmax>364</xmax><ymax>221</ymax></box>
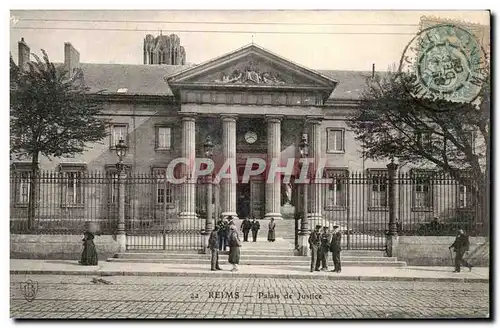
<box><xmin>166</xmin><ymin>44</ymin><xmax>338</xmax><ymax>221</ymax></box>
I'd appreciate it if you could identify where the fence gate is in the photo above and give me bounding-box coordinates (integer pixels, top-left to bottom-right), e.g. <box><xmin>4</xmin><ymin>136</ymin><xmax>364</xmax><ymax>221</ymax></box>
<box><xmin>125</xmin><ymin>174</ymin><xmax>205</xmax><ymax>251</ymax></box>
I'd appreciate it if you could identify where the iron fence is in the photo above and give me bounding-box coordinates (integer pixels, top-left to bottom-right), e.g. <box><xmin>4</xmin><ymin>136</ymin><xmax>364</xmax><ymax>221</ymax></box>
<box><xmin>10</xmin><ymin>169</ymin><xmax>486</xmax><ymax>251</ymax></box>
<box><xmin>296</xmin><ymin>170</ymin><xmax>486</xmax><ymax>250</ymax></box>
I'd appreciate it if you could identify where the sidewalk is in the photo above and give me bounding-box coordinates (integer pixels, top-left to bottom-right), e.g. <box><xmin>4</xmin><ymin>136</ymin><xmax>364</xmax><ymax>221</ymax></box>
<box><xmin>10</xmin><ymin>259</ymin><xmax>489</xmax><ymax>283</ymax></box>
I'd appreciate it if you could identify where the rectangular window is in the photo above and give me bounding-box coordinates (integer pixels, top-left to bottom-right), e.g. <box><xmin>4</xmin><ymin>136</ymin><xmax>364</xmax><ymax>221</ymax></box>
<box><xmin>110</xmin><ymin>173</ymin><xmax>118</xmax><ymax>204</ymax></box>
<box><xmin>368</xmin><ymin>170</ymin><xmax>388</xmax><ymax>209</ymax></box>
<box><xmin>323</xmin><ymin>169</ymin><xmax>348</xmax><ymax>209</ymax></box>
<box><xmin>156</xmin><ymin>127</ymin><xmax>172</xmax><ymax>150</ymax></box>
<box><xmin>110</xmin><ymin>124</ymin><xmax>128</xmax><ymax>148</ymax></box>
<box><xmin>16</xmin><ymin>171</ymin><xmax>31</xmax><ymax>205</ymax></box>
<box><xmin>153</xmin><ymin>168</ymin><xmax>173</xmax><ymax>205</ymax></box>
<box><xmin>62</xmin><ymin>171</ymin><xmax>83</xmax><ymax>205</ymax></box>
<box><xmin>326</xmin><ymin>128</ymin><xmax>345</xmax><ymax>153</ymax></box>
<box><xmin>105</xmin><ymin>165</ymin><xmax>131</xmax><ymax>205</ymax></box>
<box><xmin>416</xmin><ymin>130</ymin><xmax>434</xmax><ymax>151</ymax></box>
<box><xmin>412</xmin><ymin>170</ymin><xmax>433</xmax><ymax>210</ymax></box>
<box><xmin>464</xmin><ymin>131</ymin><xmax>475</xmax><ymax>153</ymax></box>
<box><xmin>458</xmin><ymin>185</ymin><xmax>473</xmax><ymax>209</ymax></box>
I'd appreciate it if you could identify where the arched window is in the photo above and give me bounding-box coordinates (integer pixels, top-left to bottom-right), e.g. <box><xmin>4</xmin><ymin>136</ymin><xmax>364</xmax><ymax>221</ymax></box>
<box><xmin>158</xmin><ymin>51</ymin><xmax>163</xmax><ymax>64</ymax></box>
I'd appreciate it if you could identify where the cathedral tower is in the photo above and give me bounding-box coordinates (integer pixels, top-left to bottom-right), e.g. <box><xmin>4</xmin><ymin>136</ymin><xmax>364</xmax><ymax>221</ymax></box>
<box><xmin>143</xmin><ymin>33</ymin><xmax>186</xmax><ymax>65</ymax></box>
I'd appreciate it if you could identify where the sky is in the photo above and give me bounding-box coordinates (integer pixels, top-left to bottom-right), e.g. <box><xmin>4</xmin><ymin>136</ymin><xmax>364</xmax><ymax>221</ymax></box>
<box><xmin>9</xmin><ymin>10</ymin><xmax>490</xmax><ymax>71</ymax></box>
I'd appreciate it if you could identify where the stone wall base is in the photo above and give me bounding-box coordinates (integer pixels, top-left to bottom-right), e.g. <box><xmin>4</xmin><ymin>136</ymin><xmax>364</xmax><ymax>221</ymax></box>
<box><xmin>394</xmin><ymin>236</ymin><xmax>490</xmax><ymax>266</ymax></box>
<box><xmin>10</xmin><ymin>234</ymin><xmax>120</xmax><ymax>260</ymax></box>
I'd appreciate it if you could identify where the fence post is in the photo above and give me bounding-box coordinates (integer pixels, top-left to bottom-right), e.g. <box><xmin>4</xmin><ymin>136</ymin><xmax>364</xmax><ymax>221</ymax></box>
<box><xmin>117</xmin><ymin>170</ymin><xmax>127</xmax><ymax>253</ymax></box>
<box><xmin>298</xmin><ymin>181</ymin><xmax>310</xmax><ymax>256</ymax></box>
<box><xmin>203</xmin><ymin>175</ymin><xmax>214</xmax><ymax>254</ymax></box>
<box><xmin>386</xmin><ymin>161</ymin><xmax>399</xmax><ymax>257</ymax></box>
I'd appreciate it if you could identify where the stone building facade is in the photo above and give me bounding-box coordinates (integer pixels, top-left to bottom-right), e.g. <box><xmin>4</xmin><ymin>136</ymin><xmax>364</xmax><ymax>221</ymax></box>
<box><xmin>10</xmin><ymin>38</ymin><xmax>478</xmax><ymax>246</ymax></box>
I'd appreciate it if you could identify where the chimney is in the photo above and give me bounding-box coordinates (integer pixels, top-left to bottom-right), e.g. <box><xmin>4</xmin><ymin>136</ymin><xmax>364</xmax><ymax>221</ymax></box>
<box><xmin>64</xmin><ymin>42</ymin><xmax>80</xmax><ymax>76</ymax></box>
<box><xmin>372</xmin><ymin>63</ymin><xmax>375</xmax><ymax>79</ymax></box>
<box><xmin>18</xmin><ymin>37</ymin><xmax>30</xmax><ymax>71</ymax></box>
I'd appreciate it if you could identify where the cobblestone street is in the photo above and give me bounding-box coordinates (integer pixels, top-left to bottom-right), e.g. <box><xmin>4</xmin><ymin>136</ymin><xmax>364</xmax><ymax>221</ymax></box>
<box><xmin>10</xmin><ymin>274</ymin><xmax>489</xmax><ymax>319</ymax></box>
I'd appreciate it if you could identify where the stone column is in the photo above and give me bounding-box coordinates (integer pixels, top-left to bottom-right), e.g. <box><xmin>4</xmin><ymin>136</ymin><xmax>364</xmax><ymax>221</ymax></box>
<box><xmin>264</xmin><ymin>115</ymin><xmax>283</xmax><ymax>220</ymax></box>
<box><xmin>179</xmin><ymin>114</ymin><xmax>197</xmax><ymax>221</ymax></box>
<box><xmin>307</xmin><ymin>117</ymin><xmax>323</xmax><ymax>227</ymax></box>
<box><xmin>220</xmin><ymin>115</ymin><xmax>238</xmax><ymax>219</ymax></box>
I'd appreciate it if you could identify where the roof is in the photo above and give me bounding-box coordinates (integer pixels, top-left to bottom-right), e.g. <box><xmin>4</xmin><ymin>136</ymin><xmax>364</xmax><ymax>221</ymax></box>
<box><xmin>78</xmin><ymin>63</ymin><xmax>194</xmax><ymax>96</ymax></box>
<box><xmin>75</xmin><ymin>62</ymin><xmax>372</xmax><ymax>100</ymax></box>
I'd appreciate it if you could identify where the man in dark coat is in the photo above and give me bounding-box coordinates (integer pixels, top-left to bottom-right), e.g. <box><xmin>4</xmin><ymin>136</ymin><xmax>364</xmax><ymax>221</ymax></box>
<box><xmin>329</xmin><ymin>224</ymin><xmax>342</xmax><ymax>273</ymax></box>
<box><xmin>216</xmin><ymin>217</ymin><xmax>228</xmax><ymax>251</ymax></box>
<box><xmin>449</xmin><ymin>229</ymin><xmax>473</xmax><ymax>272</ymax></box>
<box><xmin>208</xmin><ymin>226</ymin><xmax>222</xmax><ymax>271</ymax></box>
<box><xmin>241</xmin><ymin>217</ymin><xmax>252</xmax><ymax>242</ymax></box>
<box><xmin>316</xmin><ymin>226</ymin><xmax>331</xmax><ymax>271</ymax></box>
<box><xmin>228</xmin><ymin>224</ymin><xmax>242</xmax><ymax>272</ymax></box>
<box><xmin>251</xmin><ymin>218</ymin><xmax>260</xmax><ymax>242</ymax></box>
<box><xmin>308</xmin><ymin>225</ymin><xmax>321</xmax><ymax>272</ymax></box>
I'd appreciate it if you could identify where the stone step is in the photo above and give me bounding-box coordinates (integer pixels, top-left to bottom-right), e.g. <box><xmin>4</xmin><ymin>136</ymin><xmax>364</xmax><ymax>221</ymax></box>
<box><xmin>106</xmin><ymin>258</ymin><xmax>407</xmax><ymax>267</ymax></box>
<box><xmin>118</xmin><ymin>249</ymin><xmax>387</xmax><ymax>257</ymax></box>
<box><xmin>112</xmin><ymin>253</ymin><xmax>397</xmax><ymax>262</ymax></box>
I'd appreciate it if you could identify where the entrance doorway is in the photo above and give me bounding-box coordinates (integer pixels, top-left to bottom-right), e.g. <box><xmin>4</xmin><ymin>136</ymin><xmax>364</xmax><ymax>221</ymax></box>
<box><xmin>236</xmin><ymin>184</ymin><xmax>250</xmax><ymax>219</ymax></box>
<box><xmin>236</xmin><ymin>165</ymin><xmax>265</xmax><ymax>219</ymax></box>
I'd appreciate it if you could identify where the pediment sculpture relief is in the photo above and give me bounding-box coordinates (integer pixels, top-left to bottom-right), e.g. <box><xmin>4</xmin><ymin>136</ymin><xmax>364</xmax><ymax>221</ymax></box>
<box><xmin>213</xmin><ymin>61</ymin><xmax>287</xmax><ymax>85</ymax></box>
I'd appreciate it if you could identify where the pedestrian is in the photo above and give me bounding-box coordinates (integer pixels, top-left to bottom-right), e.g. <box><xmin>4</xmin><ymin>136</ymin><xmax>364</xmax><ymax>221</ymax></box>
<box><xmin>308</xmin><ymin>225</ymin><xmax>321</xmax><ymax>272</ymax></box>
<box><xmin>251</xmin><ymin>217</ymin><xmax>260</xmax><ymax>242</ymax></box>
<box><xmin>241</xmin><ymin>217</ymin><xmax>252</xmax><ymax>242</ymax></box>
<box><xmin>316</xmin><ymin>225</ymin><xmax>330</xmax><ymax>271</ymax></box>
<box><xmin>79</xmin><ymin>222</ymin><xmax>98</xmax><ymax>266</ymax></box>
<box><xmin>225</xmin><ymin>216</ymin><xmax>235</xmax><ymax>250</ymax></box>
<box><xmin>449</xmin><ymin>229</ymin><xmax>473</xmax><ymax>273</ymax></box>
<box><xmin>208</xmin><ymin>226</ymin><xmax>222</xmax><ymax>271</ymax></box>
<box><xmin>216</xmin><ymin>217</ymin><xmax>228</xmax><ymax>251</ymax></box>
<box><xmin>267</xmin><ymin>218</ymin><xmax>276</xmax><ymax>242</ymax></box>
<box><xmin>329</xmin><ymin>224</ymin><xmax>342</xmax><ymax>273</ymax></box>
<box><xmin>228</xmin><ymin>224</ymin><xmax>242</xmax><ymax>272</ymax></box>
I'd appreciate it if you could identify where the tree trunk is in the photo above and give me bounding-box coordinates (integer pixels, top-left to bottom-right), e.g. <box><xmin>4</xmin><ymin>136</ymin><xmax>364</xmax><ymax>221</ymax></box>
<box><xmin>484</xmin><ymin>129</ymin><xmax>491</xmax><ymax>237</ymax></box>
<box><xmin>27</xmin><ymin>152</ymin><xmax>39</xmax><ymax>232</ymax></box>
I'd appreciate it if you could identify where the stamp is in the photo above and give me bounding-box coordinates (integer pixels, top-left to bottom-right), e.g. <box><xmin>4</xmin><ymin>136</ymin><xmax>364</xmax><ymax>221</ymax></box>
<box><xmin>399</xmin><ymin>23</ymin><xmax>488</xmax><ymax>108</ymax></box>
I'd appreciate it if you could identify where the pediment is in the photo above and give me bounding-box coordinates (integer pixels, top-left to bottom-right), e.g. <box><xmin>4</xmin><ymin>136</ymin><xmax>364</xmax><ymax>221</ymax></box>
<box><xmin>166</xmin><ymin>44</ymin><xmax>338</xmax><ymax>97</ymax></box>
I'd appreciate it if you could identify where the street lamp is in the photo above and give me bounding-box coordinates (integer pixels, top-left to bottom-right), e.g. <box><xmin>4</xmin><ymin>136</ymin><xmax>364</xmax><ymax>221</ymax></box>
<box><xmin>115</xmin><ymin>138</ymin><xmax>128</xmax><ymax>173</ymax></box>
<box><xmin>204</xmin><ymin>136</ymin><xmax>215</xmax><ymax>237</ymax></box>
<box><xmin>298</xmin><ymin>134</ymin><xmax>310</xmax><ymax>255</ymax></box>
<box><xmin>114</xmin><ymin>137</ymin><xmax>128</xmax><ymax>252</ymax></box>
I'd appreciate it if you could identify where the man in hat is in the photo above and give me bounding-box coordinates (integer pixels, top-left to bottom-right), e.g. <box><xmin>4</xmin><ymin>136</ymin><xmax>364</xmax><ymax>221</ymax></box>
<box><xmin>240</xmin><ymin>217</ymin><xmax>252</xmax><ymax>242</ymax></box>
<box><xmin>216</xmin><ymin>216</ymin><xmax>228</xmax><ymax>251</ymax></box>
<box><xmin>449</xmin><ymin>229</ymin><xmax>473</xmax><ymax>272</ymax></box>
<box><xmin>308</xmin><ymin>225</ymin><xmax>322</xmax><ymax>272</ymax></box>
<box><xmin>316</xmin><ymin>225</ymin><xmax>331</xmax><ymax>271</ymax></box>
<box><xmin>208</xmin><ymin>225</ymin><xmax>222</xmax><ymax>271</ymax></box>
<box><xmin>251</xmin><ymin>217</ymin><xmax>260</xmax><ymax>242</ymax></box>
<box><xmin>330</xmin><ymin>224</ymin><xmax>342</xmax><ymax>273</ymax></box>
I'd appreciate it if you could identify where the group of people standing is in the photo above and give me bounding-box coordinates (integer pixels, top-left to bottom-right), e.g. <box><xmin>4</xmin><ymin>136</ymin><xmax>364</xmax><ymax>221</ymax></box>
<box><xmin>207</xmin><ymin>216</ymin><xmax>278</xmax><ymax>272</ymax></box>
<box><xmin>308</xmin><ymin>224</ymin><xmax>343</xmax><ymax>273</ymax></box>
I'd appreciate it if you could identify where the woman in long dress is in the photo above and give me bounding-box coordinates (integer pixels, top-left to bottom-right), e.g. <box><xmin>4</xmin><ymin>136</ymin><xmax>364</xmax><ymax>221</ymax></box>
<box><xmin>267</xmin><ymin>218</ymin><xmax>276</xmax><ymax>242</ymax></box>
<box><xmin>79</xmin><ymin>230</ymin><xmax>98</xmax><ymax>266</ymax></box>
<box><xmin>228</xmin><ymin>224</ymin><xmax>241</xmax><ymax>272</ymax></box>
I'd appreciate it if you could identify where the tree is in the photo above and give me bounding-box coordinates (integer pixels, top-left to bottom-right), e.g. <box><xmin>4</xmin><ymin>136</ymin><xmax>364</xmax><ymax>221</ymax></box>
<box><xmin>10</xmin><ymin>50</ymin><xmax>109</xmax><ymax>230</ymax></box>
<box><xmin>348</xmin><ymin>70</ymin><xmax>490</xmax><ymax>233</ymax></box>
